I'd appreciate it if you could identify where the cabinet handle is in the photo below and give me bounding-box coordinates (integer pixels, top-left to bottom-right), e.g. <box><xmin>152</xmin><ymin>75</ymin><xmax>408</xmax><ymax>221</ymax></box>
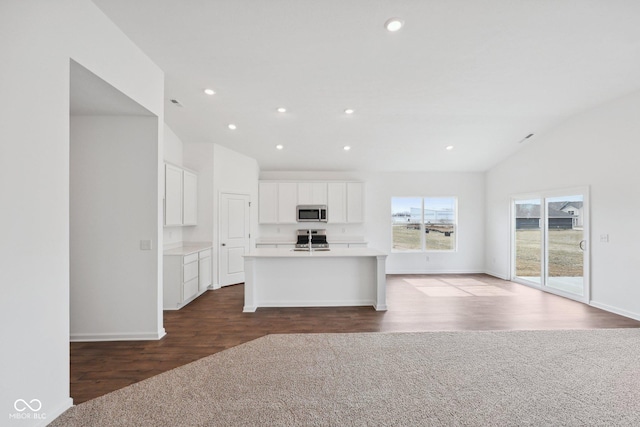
<box><xmin>221</xmin><ymin>243</ymin><xmax>226</xmax><ymax>247</ymax></box>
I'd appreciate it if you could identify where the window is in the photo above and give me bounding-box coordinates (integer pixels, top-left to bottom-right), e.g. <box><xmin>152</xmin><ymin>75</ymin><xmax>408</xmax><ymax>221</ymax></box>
<box><xmin>392</xmin><ymin>197</ymin><xmax>457</xmax><ymax>251</ymax></box>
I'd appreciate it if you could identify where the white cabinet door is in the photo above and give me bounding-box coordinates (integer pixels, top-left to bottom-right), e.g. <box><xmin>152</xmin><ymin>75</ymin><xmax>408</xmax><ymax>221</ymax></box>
<box><xmin>183</xmin><ymin>170</ymin><xmax>198</xmax><ymax>225</ymax></box>
<box><xmin>259</xmin><ymin>182</ymin><xmax>278</xmax><ymax>224</ymax></box>
<box><xmin>278</xmin><ymin>182</ymin><xmax>298</xmax><ymax>223</ymax></box>
<box><xmin>327</xmin><ymin>182</ymin><xmax>347</xmax><ymax>223</ymax></box>
<box><xmin>165</xmin><ymin>164</ymin><xmax>183</xmax><ymax>226</ymax></box>
<box><xmin>347</xmin><ymin>182</ymin><xmax>364</xmax><ymax>223</ymax></box>
<box><xmin>297</xmin><ymin>182</ymin><xmax>327</xmax><ymax>205</ymax></box>
<box><xmin>198</xmin><ymin>249</ymin><xmax>212</xmax><ymax>292</ymax></box>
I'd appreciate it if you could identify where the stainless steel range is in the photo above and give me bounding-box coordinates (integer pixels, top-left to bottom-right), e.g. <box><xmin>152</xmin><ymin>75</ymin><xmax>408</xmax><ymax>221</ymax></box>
<box><xmin>295</xmin><ymin>229</ymin><xmax>329</xmax><ymax>250</ymax></box>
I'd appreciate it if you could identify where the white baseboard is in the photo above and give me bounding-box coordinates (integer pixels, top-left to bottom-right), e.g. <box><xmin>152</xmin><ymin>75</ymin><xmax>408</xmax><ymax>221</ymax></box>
<box><xmin>386</xmin><ymin>269</ymin><xmax>485</xmax><ymax>275</ymax></box>
<box><xmin>71</xmin><ymin>328</ymin><xmax>166</xmax><ymax>342</ymax></box>
<box><xmin>590</xmin><ymin>301</ymin><xmax>640</xmax><ymax>322</ymax></box>
<box><xmin>483</xmin><ymin>270</ymin><xmax>510</xmax><ymax>280</ymax></box>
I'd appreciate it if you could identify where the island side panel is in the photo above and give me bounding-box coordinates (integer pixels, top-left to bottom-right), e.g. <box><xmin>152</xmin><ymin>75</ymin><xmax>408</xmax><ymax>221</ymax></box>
<box><xmin>375</xmin><ymin>255</ymin><xmax>388</xmax><ymax>311</ymax></box>
<box><xmin>243</xmin><ymin>257</ymin><xmax>257</xmax><ymax>312</ymax></box>
<box><xmin>250</xmin><ymin>256</ymin><xmax>377</xmax><ymax>308</ymax></box>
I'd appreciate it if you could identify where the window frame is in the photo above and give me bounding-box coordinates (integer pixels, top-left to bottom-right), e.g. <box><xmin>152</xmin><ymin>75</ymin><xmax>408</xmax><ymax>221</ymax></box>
<box><xmin>391</xmin><ymin>196</ymin><xmax>458</xmax><ymax>253</ymax></box>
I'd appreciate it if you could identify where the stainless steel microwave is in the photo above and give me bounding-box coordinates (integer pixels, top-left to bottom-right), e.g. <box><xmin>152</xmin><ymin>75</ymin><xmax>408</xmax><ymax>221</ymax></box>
<box><xmin>296</xmin><ymin>205</ymin><xmax>328</xmax><ymax>222</ymax></box>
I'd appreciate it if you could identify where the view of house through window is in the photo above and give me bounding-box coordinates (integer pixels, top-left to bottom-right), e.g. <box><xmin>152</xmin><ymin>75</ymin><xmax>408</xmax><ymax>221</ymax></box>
<box><xmin>392</xmin><ymin>197</ymin><xmax>457</xmax><ymax>251</ymax></box>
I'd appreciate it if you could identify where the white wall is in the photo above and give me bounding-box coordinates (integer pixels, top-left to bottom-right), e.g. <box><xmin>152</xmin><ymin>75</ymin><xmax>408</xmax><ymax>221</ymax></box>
<box><xmin>259</xmin><ymin>170</ymin><xmax>486</xmax><ymax>274</ymax></box>
<box><xmin>163</xmin><ymin>124</ymin><xmax>184</xmax><ymax>247</ymax></box>
<box><xmin>485</xmin><ymin>89</ymin><xmax>640</xmax><ymax>319</ymax></box>
<box><xmin>70</xmin><ymin>116</ymin><xmax>163</xmax><ymax>341</ymax></box>
<box><xmin>0</xmin><ymin>1</ymin><xmax>163</xmax><ymax>423</ymax></box>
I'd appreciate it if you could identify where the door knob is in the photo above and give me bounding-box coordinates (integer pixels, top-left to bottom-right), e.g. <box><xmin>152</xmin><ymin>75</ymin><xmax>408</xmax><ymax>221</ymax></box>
<box><xmin>579</xmin><ymin>240</ymin><xmax>586</xmax><ymax>251</ymax></box>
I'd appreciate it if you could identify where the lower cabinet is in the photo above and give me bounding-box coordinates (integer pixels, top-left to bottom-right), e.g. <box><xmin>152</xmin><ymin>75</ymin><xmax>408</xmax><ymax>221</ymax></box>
<box><xmin>198</xmin><ymin>249</ymin><xmax>212</xmax><ymax>292</ymax></box>
<box><xmin>164</xmin><ymin>247</ymin><xmax>212</xmax><ymax>310</ymax></box>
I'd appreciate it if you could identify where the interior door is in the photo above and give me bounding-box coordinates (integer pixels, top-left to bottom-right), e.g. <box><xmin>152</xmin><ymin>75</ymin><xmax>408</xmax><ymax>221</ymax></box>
<box><xmin>219</xmin><ymin>193</ymin><xmax>251</xmax><ymax>286</ymax></box>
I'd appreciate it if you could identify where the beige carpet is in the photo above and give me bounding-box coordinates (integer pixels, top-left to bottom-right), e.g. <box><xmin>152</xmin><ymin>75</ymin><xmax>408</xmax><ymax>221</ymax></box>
<box><xmin>52</xmin><ymin>329</ymin><xmax>640</xmax><ymax>426</ymax></box>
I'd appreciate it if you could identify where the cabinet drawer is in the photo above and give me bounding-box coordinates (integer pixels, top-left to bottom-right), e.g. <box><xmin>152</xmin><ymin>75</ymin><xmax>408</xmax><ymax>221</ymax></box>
<box><xmin>182</xmin><ymin>277</ymin><xmax>198</xmax><ymax>301</ymax></box>
<box><xmin>184</xmin><ymin>253</ymin><xmax>198</xmax><ymax>264</ymax></box>
<box><xmin>199</xmin><ymin>249</ymin><xmax>211</xmax><ymax>259</ymax></box>
<box><xmin>183</xmin><ymin>260</ymin><xmax>199</xmax><ymax>282</ymax></box>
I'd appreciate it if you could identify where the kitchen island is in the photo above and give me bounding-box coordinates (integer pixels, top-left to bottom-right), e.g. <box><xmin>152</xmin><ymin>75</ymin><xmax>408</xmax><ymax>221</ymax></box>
<box><xmin>243</xmin><ymin>248</ymin><xmax>387</xmax><ymax>312</ymax></box>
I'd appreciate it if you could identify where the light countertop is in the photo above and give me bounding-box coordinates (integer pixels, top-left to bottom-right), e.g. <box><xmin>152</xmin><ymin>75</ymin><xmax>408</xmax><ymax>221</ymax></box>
<box><xmin>164</xmin><ymin>242</ymin><xmax>212</xmax><ymax>256</ymax></box>
<box><xmin>244</xmin><ymin>248</ymin><xmax>386</xmax><ymax>258</ymax></box>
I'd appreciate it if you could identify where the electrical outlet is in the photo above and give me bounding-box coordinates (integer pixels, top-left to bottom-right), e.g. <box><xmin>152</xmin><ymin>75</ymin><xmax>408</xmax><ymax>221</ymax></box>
<box><xmin>600</xmin><ymin>234</ymin><xmax>609</xmax><ymax>243</ymax></box>
<box><xmin>426</xmin><ymin>256</ymin><xmax>430</xmax><ymax>262</ymax></box>
<box><xmin>140</xmin><ymin>240</ymin><xmax>153</xmax><ymax>250</ymax></box>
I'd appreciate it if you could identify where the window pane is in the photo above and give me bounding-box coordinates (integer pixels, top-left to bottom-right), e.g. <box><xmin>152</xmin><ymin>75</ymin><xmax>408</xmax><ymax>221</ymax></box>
<box><xmin>514</xmin><ymin>199</ymin><xmax>542</xmax><ymax>283</ymax></box>
<box><xmin>392</xmin><ymin>197</ymin><xmax>422</xmax><ymax>250</ymax></box>
<box><xmin>424</xmin><ymin>197</ymin><xmax>456</xmax><ymax>250</ymax></box>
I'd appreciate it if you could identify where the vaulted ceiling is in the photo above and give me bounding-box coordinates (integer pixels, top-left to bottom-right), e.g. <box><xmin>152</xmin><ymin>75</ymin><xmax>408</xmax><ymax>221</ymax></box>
<box><xmin>92</xmin><ymin>0</ymin><xmax>640</xmax><ymax>172</ymax></box>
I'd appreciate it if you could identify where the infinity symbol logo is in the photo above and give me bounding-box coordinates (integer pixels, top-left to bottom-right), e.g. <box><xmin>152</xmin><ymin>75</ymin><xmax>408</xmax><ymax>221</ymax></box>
<box><xmin>14</xmin><ymin>399</ymin><xmax>42</xmax><ymax>412</ymax></box>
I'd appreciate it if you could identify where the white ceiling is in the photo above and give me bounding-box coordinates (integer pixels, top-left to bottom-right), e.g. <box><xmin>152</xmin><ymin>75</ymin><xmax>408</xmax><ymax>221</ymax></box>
<box><xmin>92</xmin><ymin>0</ymin><xmax>640</xmax><ymax>172</ymax></box>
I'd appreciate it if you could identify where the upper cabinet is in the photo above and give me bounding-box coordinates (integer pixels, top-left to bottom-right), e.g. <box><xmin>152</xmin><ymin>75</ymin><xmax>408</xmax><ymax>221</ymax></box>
<box><xmin>164</xmin><ymin>163</ymin><xmax>197</xmax><ymax>227</ymax></box>
<box><xmin>259</xmin><ymin>180</ymin><xmax>364</xmax><ymax>224</ymax></box>
<box><xmin>297</xmin><ymin>182</ymin><xmax>327</xmax><ymax>205</ymax></box>
<box><xmin>183</xmin><ymin>170</ymin><xmax>198</xmax><ymax>225</ymax></box>
<box><xmin>259</xmin><ymin>182</ymin><xmax>298</xmax><ymax>224</ymax></box>
<box><xmin>327</xmin><ymin>182</ymin><xmax>364</xmax><ymax>223</ymax></box>
<box><xmin>346</xmin><ymin>182</ymin><xmax>364</xmax><ymax>223</ymax></box>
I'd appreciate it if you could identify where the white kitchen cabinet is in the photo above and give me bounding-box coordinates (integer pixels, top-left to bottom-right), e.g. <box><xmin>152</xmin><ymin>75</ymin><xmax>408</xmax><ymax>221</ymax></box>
<box><xmin>164</xmin><ymin>163</ymin><xmax>198</xmax><ymax>226</ymax></box>
<box><xmin>277</xmin><ymin>183</ymin><xmax>298</xmax><ymax>223</ymax></box>
<box><xmin>327</xmin><ymin>182</ymin><xmax>364</xmax><ymax>223</ymax></box>
<box><xmin>259</xmin><ymin>182</ymin><xmax>278</xmax><ymax>223</ymax></box>
<box><xmin>198</xmin><ymin>249</ymin><xmax>212</xmax><ymax>292</ymax></box>
<box><xmin>297</xmin><ymin>182</ymin><xmax>327</xmax><ymax>205</ymax></box>
<box><xmin>259</xmin><ymin>182</ymin><xmax>298</xmax><ymax>224</ymax></box>
<box><xmin>327</xmin><ymin>183</ymin><xmax>347</xmax><ymax>223</ymax></box>
<box><xmin>164</xmin><ymin>244</ymin><xmax>212</xmax><ymax>310</ymax></box>
<box><xmin>183</xmin><ymin>170</ymin><xmax>198</xmax><ymax>225</ymax></box>
<box><xmin>346</xmin><ymin>182</ymin><xmax>364</xmax><ymax>223</ymax></box>
<box><xmin>164</xmin><ymin>164</ymin><xmax>183</xmax><ymax>226</ymax></box>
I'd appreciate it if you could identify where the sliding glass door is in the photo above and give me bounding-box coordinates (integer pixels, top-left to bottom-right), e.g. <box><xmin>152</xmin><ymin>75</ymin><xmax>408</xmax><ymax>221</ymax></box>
<box><xmin>512</xmin><ymin>189</ymin><xmax>589</xmax><ymax>302</ymax></box>
<box><xmin>545</xmin><ymin>195</ymin><xmax>586</xmax><ymax>297</ymax></box>
<box><xmin>513</xmin><ymin>198</ymin><xmax>542</xmax><ymax>285</ymax></box>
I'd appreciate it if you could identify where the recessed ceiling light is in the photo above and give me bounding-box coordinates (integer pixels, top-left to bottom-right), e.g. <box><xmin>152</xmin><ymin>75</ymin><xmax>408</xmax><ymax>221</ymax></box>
<box><xmin>344</xmin><ymin>108</ymin><xmax>355</xmax><ymax>115</ymax></box>
<box><xmin>228</xmin><ymin>124</ymin><xmax>237</xmax><ymax>130</ymax></box>
<box><xmin>446</xmin><ymin>145</ymin><xmax>454</xmax><ymax>151</ymax></box>
<box><xmin>276</xmin><ymin>144</ymin><xmax>284</xmax><ymax>150</ymax></box>
<box><xmin>385</xmin><ymin>18</ymin><xmax>404</xmax><ymax>32</ymax></box>
<box><xmin>344</xmin><ymin>146</ymin><xmax>351</xmax><ymax>151</ymax></box>
<box><xmin>277</xmin><ymin>107</ymin><xmax>287</xmax><ymax>113</ymax></box>
<box><xmin>204</xmin><ymin>88</ymin><xmax>215</xmax><ymax>95</ymax></box>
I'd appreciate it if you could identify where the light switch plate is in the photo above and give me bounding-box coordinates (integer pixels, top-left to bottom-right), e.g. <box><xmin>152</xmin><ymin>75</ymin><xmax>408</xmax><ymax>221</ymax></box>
<box><xmin>140</xmin><ymin>240</ymin><xmax>153</xmax><ymax>250</ymax></box>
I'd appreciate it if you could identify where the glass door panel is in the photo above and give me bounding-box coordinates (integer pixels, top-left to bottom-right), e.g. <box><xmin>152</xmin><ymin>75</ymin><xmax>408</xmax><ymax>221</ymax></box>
<box><xmin>545</xmin><ymin>195</ymin><xmax>585</xmax><ymax>297</ymax></box>
<box><xmin>514</xmin><ymin>199</ymin><xmax>542</xmax><ymax>284</ymax></box>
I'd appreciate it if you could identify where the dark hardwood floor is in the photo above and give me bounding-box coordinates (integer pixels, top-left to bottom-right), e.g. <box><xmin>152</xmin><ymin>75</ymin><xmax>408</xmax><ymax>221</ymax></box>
<box><xmin>70</xmin><ymin>274</ymin><xmax>640</xmax><ymax>403</ymax></box>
